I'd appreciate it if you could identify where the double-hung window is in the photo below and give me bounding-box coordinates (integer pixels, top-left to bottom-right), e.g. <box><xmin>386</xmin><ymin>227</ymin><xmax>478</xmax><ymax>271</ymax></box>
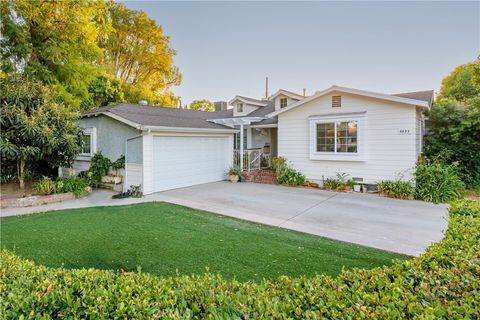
<box><xmin>309</xmin><ymin>113</ymin><xmax>364</xmax><ymax>161</ymax></box>
<box><xmin>280</xmin><ymin>97</ymin><xmax>288</xmax><ymax>108</ymax></box>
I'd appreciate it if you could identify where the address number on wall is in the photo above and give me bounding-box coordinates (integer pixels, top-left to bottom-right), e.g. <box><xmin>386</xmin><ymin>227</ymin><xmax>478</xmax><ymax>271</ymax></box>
<box><xmin>397</xmin><ymin>128</ymin><xmax>412</xmax><ymax>135</ymax></box>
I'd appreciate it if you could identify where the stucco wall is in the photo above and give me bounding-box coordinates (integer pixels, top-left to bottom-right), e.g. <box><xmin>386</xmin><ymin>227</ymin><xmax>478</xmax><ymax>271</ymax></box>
<box><xmin>79</xmin><ymin>115</ymin><xmax>142</xmax><ymax>163</ymax></box>
<box><xmin>277</xmin><ymin>93</ymin><xmax>418</xmax><ymax>184</ymax></box>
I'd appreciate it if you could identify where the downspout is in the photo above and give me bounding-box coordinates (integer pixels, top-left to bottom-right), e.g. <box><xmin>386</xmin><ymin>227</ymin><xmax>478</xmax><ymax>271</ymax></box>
<box><xmin>124</xmin><ymin>134</ymin><xmax>143</xmax><ymax>192</ymax></box>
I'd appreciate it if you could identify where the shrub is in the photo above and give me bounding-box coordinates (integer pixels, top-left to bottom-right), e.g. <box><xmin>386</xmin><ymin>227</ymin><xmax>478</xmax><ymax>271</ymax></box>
<box><xmin>86</xmin><ymin>152</ymin><xmax>111</xmax><ymax>187</ymax></box>
<box><xmin>378</xmin><ymin>180</ymin><xmax>415</xmax><ymax>200</ymax></box>
<box><xmin>323</xmin><ymin>178</ymin><xmax>341</xmax><ymax>190</ymax></box>
<box><xmin>34</xmin><ymin>177</ymin><xmax>55</xmax><ymax>195</ymax></box>
<box><xmin>1</xmin><ymin>200</ymin><xmax>479</xmax><ymax>318</ymax></box>
<box><xmin>449</xmin><ymin>199</ymin><xmax>480</xmax><ymax>217</ymax></box>
<box><xmin>56</xmin><ymin>176</ymin><xmax>89</xmax><ymax>198</ymax></box>
<box><xmin>272</xmin><ymin>156</ymin><xmax>306</xmax><ymax>186</ymax></box>
<box><xmin>227</xmin><ymin>166</ymin><xmax>242</xmax><ymax>176</ymax></box>
<box><xmin>415</xmin><ymin>159</ymin><xmax>465</xmax><ymax>203</ymax></box>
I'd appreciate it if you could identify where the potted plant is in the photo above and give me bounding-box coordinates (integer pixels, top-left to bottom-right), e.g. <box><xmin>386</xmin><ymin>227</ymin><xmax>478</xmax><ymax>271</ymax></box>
<box><xmin>344</xmin><ymin>179</ymin><xmax>355</xmax><ymax>192</ymax></box>
<box><xmin>227</xmin><ymin>166</ymin><xmax>242</xmax><ymax>183</ymax></box>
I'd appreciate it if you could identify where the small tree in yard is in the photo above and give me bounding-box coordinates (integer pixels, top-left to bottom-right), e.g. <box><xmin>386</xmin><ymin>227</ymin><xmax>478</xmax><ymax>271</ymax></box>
<box><xmin>0</xmin><ymin>76</ymin><xmax>82</xmax><ymax>189</ymax></box>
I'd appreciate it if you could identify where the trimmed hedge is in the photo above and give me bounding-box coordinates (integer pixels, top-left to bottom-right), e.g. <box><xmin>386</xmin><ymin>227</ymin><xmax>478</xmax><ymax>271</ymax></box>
<box><xmin>1</xmin><ymin>200</ymin><xmax>479</xmax><ymax>318</ymax></box>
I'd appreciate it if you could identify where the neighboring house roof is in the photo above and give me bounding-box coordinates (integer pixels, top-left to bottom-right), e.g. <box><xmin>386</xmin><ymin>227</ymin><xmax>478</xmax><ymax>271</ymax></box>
<box><xmin>392</xmin><ymin>90</ymin><xmax>435</xmax><ymax>108</ymax></box>
<box><xmin>228</xmin><ymin>96</ymin><xmax>269</xmax><ymax>107</ymax></box>
<box><xmin>82</xmin><ymin>103</ymin><xmax>236</xmax><ymax>132</ymax></box>
<box><xmin>268</xmin><ymin>89</ymin><xmax>305</xmax><ymax>101</ymax></box>
<box><xmin>268</xmin><ymin>85</ymin><xmax>432</xmax><ymax>118</ymax></box>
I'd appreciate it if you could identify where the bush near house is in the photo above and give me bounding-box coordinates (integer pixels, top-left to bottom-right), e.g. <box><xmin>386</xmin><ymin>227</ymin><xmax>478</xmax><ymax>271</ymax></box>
<box><xmin>1</xmin><ymin>200</ymin><xmax>478</xmax><ymax>318</ymax></box>
<box><xmin>34</xmin><ymin>176</ymin><xmax>89</xmax><ymax>198</ymax></box>
<box><xmin>272</xmin><ymin>157</ymin><xmax>306</xmax><ymax>186</ymax></box>
<box><xmin>415</xmin><ymin>159</ymin><xmax>465</xmax><ymax>203</ymax></box>
<box><xmin>377</xmin><ymin>180</ymin><xmax>415</xmax><ymax>200</ymax></box>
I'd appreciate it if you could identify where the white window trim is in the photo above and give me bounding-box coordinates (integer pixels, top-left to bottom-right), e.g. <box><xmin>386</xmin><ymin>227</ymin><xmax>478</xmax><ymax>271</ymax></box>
<box><xmin>280</xmin><ymin>97</ymin><xmax>288</xmax><ymax>108</ymax></box>
<box><xmin>236</xmin><ymin>103</ymin><xmax>243</xmax><ymax>113</ymax></box>
<box><xmin>309</xmin><ymin>113</ymin><xmax>365</xmax><ymax>161</ymax></box>
<box><xmin>77</xmin><ymin>127</ymin><xmax>97</xmax><ymax>160</ymax></box>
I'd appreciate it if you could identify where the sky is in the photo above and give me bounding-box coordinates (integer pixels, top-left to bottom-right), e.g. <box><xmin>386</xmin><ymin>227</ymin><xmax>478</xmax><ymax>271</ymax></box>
<box><xmin>122</xmin><ymin>1</ymin><xmax>480</xmax><ymax>105</ymax></box>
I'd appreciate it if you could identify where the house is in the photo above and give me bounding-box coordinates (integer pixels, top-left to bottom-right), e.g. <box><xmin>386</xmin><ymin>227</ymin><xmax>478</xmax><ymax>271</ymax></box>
<box><xmin>64</xmin><ymin>85</ymin><xmax>433</xmax><ymax>194</ymax></box>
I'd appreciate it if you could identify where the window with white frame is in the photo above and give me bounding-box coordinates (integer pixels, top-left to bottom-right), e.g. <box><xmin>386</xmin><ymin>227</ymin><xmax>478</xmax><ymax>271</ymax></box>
<box><xmin>309</xmin><ymin>114</ymin><xmax>364</xmax><ymax>161</ymax></box>
<box><xmin>280</xmin><ymin>97</ymin><xmax>288</xmax><ymax>108</ymax></box>
<box><xmin>236</xmin><ymin>103</ymin><xmax>243</xmax><ymax>113</ymax></box>
<box><xmin>79</xmin><ymin>127</ymin><xmax>96</xmax><ymax>157</ymax></box>
<box><xmin>316</xmin><ymin>121</ymin><xmax>358</xmax><ymax>153</ymax></box>
<box><xmin>80</xmin><ymin>134</ymin><xmax>92</xmax><ymax>155</ymax></box>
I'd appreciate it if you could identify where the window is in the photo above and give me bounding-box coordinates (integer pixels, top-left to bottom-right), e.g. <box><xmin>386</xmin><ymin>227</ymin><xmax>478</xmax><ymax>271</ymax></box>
<box><xmin>78</xmin><ymin>127</ymin><xmax>96</xmax><ymax>158</ymax></box>
<box><xmin>80</xmin><ymin>134</ymin><xmax>92</xmax><ymax>155</ymax></box>
<box><xmin>280</xmin><ymin>97</ymin><xmax>288</xmax><ymax>108</ymax></box>
<box><xmin>234</xmin><ymin>128</ymin><xmax>248</xmax><ymax>149</ymax></box>
<box><xmin>309</xmin><ymin>113</ymin><xmax>364</xmax><ymax>161</ymax></box>
<box><xmin>316</xmin><ymin>121</ymin><xmax>357</xmax><ymax>153</ymax></box>
<box><xmin>332</xmin><ymin>95</ymin><xmax>341</xmax><ymax>108</ymax></box>
<box><xmin>236</xmin><ymin>103</ymin><xmax>243</xmax><ymax>113</ymax></box>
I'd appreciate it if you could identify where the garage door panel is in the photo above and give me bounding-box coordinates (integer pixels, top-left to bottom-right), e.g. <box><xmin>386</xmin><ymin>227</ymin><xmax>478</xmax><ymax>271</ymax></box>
<box><xmin>152</xmin><ymin>136</ymin><xmax>230</xmax><ymax>192</ymax></box>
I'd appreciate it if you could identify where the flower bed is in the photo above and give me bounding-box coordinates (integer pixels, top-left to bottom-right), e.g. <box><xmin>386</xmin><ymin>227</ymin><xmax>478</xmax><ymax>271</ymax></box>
<box><xmin>1</xmin><ymin>200</ymin><xmax>478</xmax><ymax>318</ymax></box>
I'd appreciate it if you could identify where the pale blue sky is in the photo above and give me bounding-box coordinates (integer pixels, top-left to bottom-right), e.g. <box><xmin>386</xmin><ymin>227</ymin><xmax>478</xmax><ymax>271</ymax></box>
<box><xmin>123</xmin><ymin>1</ymin><xmax>479</xmax><ymax>105</ymax></box>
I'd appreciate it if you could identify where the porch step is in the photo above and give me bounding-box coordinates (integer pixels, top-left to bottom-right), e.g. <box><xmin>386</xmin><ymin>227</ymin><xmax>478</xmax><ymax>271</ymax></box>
<box><xmin>243</xmin><ymin>169</ymin><xmax>277</xmax><ymax>185</ymax></box>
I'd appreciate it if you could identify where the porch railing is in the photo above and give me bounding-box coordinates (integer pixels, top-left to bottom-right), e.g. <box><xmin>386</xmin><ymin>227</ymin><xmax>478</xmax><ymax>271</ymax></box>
<box><xmin>233</xmin><ymin>149</ymin><xmax>270</xmax><ymax>171</ymax></box>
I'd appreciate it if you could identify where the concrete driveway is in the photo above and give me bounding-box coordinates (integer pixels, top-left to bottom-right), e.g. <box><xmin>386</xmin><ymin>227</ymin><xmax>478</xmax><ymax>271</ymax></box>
<box><xmin>1</xmin><ymin>182</ymin><xmax>448</xmax><ymax>256</ymax></box>
<box><xmin>159</xmin><ymin>182</ymin><xmax>448</xmax><ymax>256</ymax></box>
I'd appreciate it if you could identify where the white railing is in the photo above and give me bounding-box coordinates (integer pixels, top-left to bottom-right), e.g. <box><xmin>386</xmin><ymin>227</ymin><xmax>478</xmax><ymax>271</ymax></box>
<box><xmin>234</xmin><ymin>149</ymin><xmax>270</xmax><ymax>171</ymax></box>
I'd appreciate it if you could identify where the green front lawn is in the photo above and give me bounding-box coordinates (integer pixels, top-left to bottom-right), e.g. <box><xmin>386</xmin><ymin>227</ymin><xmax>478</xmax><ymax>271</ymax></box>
<box><xmin>0</xmin><ymin>202</ymin><xmax>408</xmax><ymax>281</ymax></box>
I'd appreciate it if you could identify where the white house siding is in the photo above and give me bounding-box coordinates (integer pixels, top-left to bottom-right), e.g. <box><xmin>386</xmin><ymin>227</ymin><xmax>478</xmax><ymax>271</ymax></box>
<box><xmin>277</xmin><ymin>93</ymin><xmax>418</xmax><ymax>184</ymax></box>
<box><xmin>415</xmin><ymin>107</ymin><xmax>424</xmax><ymax>158</ymax></box>
<box><xmin>233</xmin><ymin>103</ymin><xmax>260</xmax><ymax>117</ymax></box>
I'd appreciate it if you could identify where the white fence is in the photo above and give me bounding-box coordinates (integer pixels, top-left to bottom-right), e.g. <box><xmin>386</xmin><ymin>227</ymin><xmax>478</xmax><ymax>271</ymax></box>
<box><xmin>233</xmin><ymin>148</ymin><xmax>270</xmax><ymax>171</ymax></box>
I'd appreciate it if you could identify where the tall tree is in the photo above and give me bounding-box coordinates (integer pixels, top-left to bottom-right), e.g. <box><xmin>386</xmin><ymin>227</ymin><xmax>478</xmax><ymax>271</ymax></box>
<box><xmin>82</xmin><ymin>74</ymin><xmax>125</xmax><ymax>110</ymax></box>
<box><xmin>0</xmin><ymin>75</ymin><xmax>82</xmax><ymax>189</ymax></box>
<box><xmin>0</xmin><ymin>0</ymin><xmax>108</xmax><ymax>108</ymax></box>
<box><xmin>438</xmin><ymin>59</ymin><xmax>480</xmax><ymax>105</ymax></box>
<box><xmin>189</xmin><ymin>99</ymin><xmax>214</xmax><ymax>112</ymax></box>
<box><xmin>99</xmin><ymin>2</ymin><xmax>181</xmax><ymax>106</ymax></box>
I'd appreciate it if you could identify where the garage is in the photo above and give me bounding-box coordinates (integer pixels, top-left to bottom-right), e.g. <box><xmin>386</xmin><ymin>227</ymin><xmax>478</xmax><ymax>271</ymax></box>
<box><xmin>150</xmin><ymin>135</ymin><xmax>232</xmax><ymax>192</ymax></box>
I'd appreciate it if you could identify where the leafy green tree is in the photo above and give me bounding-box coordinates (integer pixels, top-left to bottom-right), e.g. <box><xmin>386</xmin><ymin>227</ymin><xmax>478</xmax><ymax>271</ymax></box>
<box><xmin>99</xmin><ymin>2</ymin><xmax>181</xmax><ymax>106</ymax></box>
<box><xmin>425</xmin><ymin>100</ymin><xmax>480</xmax><ymax>188</ymax></box>
<box><xmin>0</xmin><ymin>76</ymin><xmax>82</xmax><ymax>189</ymax></box>
<box><xmin>438</xmin><ymin>59</ymin><xmax>480</xmax><ymax>104</ymax></box>
<box><xmin>189</xmin><ymin>99</ymin><xmax>214</xmax><ymax>112</ymax></box>
<box><xmin>82</xmin><ymin>75</ymin><xmax>125</xmax><ymax>110</ymax></box>
<box><xmin>0</xmin><ymin>0</ymin><xmax>108</xmax><ymax>108</ymax></box>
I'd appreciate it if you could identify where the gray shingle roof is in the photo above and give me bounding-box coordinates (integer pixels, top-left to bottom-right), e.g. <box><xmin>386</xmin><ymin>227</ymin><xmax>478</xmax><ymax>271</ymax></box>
<box><xmin>234</xmin><ymin>96</ymin><xmax>269</xmax><ymax>105</ymax></box>
<box><xmin>245</xmin><ymin>101</ymin><xmax>277</xmax><ymax>125</ymax></box>
<box><xmin>82</xmin><ymin>103</ymin><xmax>235</xmax><ymax>130</ymax></box>
<box><xmin>392</xmin><ymin>90</ymin><xmax>434</xmax><ymax>107</ymax></box>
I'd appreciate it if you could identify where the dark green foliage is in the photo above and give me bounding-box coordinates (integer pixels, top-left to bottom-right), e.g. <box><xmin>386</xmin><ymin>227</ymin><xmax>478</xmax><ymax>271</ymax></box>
<box><xmin>1</xmin><ymin>200</ymin><xmax>478</xmax><ymax>318</ymax></box>
<box><xmin>425</xmin><ymin>102</ymin><xmax>480</xmax><ymax>188</ymax></box>
<box><xmin>0</xmin><ymin>203</ymin><xmax>405</xmax><ymax>282</ymax></box>
<box><xmin>81</xmin><ymin>75</ymin><xmax>125</xmax><ymax>110</ymax></box>
<box><xmin>415</xmin><ymin>159</ymin><xmax>465</xmax><ymax>203</ymax></box>
<box><xmin>272</xmin><ymin>156</ymin><xmax>306</xmax><ymax>186</ymax></box>
<box><xmin>110</xmin><ymin>155</ymin><xmax>125</xmax><ymax>172</ymax></box>
<box><xmin>378</xmin><ymin>180</ymin><xmax>415</xmax><ymax>200</ymax></box>
<box><xmin>86</xmin><ymin>152</ymin><xmax>111</xmax><ymax>187</ymax></box>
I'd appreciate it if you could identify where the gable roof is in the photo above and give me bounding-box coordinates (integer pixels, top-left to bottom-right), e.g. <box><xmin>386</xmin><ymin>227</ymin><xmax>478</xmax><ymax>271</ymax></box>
<box><xmin>82</xmin><ymin>103</ymin><xmax>236</xmax><ymax>132</ymax></box>
<box><xmin>268</xmin><ymin>85</ymin><xmax>432</xmax><ymax>118</ymax></box>
<box><xmin>228</xmin><ymin>96</ymin><xmax>269</xmax><ymax>107</ymax></box>
<box><xmin>268</xmin><ymin>89</ymin><xmax>305</xmax><ymax>101</ymax></box>
<box><xmin>392</xmin><ymin>90</ymin><xmax>434</xmax><ymax>108</ymax></box>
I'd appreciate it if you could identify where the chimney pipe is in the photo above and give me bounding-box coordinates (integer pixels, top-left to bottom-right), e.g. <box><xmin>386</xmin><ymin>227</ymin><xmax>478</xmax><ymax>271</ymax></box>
<box><xmin>303</xmin><ymin>88</ymin><xmax>306</xmax><ymax>97</ymax></box>
<box><xmin>265</xmin><ymin>77</ymin><xmax>269</xmax><ymax>99</ymax></box>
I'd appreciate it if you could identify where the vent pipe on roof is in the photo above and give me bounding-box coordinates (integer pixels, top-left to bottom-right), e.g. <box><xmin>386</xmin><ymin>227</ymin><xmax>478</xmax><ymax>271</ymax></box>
<box><xmin>265</xmin><ymin>77</ymin><xmax>269</xmax><ymax>99</ymax></box>
<box><xmin>138</xmin><ymin>100</ymin><xmax>148</xmax><ymax>106</ymax></box>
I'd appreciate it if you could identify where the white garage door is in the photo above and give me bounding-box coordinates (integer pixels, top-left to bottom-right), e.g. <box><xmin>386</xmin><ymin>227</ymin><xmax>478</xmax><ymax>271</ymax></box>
<box><xmin>152</xmin><ymin>135</ymin><xmax>231</xmax><ymax>192</ymax></box>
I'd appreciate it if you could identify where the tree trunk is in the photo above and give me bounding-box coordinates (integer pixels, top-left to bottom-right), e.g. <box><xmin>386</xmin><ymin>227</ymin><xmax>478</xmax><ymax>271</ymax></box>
<box><xmin>18</xmin><ymin>160</ymin><xmax>26</xmax><ymax>190</ymax></box>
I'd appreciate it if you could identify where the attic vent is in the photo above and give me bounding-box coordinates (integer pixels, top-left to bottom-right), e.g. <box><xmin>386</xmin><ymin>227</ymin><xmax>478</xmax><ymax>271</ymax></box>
<box><xmin>332</xmin><ymin>96</ymin><xmax>341</xmax><ymax>108</ymax></box>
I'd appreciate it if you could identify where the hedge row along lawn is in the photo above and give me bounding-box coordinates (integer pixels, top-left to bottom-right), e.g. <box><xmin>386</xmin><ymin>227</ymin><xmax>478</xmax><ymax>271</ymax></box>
<box><xmin>1</xmin><ymin>200</ymin><xmax>478</xmax><ymax>318</ymax></box>
<box><xmin>0</xmin><ymin>202</ymin><xmax>406</xmax><ymax>282</ymax></box>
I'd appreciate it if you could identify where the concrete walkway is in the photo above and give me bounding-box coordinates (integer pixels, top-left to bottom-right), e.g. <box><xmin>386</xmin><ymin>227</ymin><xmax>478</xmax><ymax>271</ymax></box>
<box><xmin>0</xmin><ymin>182</ymin><xmax>449</xmax><ymax>256</ymax></box>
